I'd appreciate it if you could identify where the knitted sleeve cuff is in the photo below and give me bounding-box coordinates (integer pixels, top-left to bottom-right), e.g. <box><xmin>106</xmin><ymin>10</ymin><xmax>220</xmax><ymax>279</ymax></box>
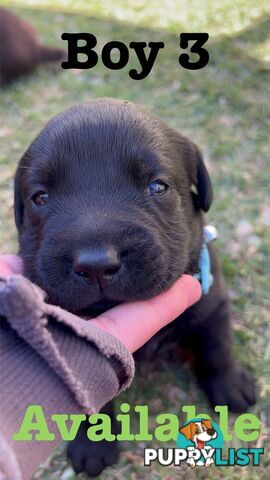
<box><xmin>0</xmin><ymin>274</ymin><xmax>135</xmax><ymax>413</ymax></box>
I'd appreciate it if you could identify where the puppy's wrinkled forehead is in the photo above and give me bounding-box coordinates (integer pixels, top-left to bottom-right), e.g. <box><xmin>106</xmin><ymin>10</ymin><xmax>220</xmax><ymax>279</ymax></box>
<box><xmin>28</xmin><ymin>100</ymin><xmax>174</xmax><ymax>189</ymax></box>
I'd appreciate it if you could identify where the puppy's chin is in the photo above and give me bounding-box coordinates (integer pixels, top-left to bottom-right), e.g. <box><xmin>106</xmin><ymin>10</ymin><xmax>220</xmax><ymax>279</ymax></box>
<box><xmin>76</xmin><ymin>298</ymin><xmax>122</xmax><ymax>317</ymax></box>
<box><xmin>42</xmin><ymin>269</ymin><xmax>178</xmax><ymax>316</ymax></box>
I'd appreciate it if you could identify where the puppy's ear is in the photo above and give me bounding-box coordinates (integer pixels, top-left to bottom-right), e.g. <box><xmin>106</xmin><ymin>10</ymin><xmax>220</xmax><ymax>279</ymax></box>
<box><xmin>189</xmin><ymin>142</ymin><xmax>213</xmax><ymax>213</ymax></box>
<box><xmin>179</xmin><ymin>423</ymin><xmax>193</xmax><ymax>440</ymax></box>
<box><xmin>14</xmin><ymin>146</ymin><xmax>34</xmax><ymax>232</ymax></box>
<box><xmin>14</xmin><ymin>160</ymin><xmax>25</xmax><ymax>232</ymax></box>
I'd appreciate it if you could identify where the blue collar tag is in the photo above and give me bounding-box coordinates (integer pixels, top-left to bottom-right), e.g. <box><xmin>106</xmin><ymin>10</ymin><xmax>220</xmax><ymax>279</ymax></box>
<box><xmin>194</xmin><ymin>225</ymin><xmax>218</xmax><ymax>295</ymax></box>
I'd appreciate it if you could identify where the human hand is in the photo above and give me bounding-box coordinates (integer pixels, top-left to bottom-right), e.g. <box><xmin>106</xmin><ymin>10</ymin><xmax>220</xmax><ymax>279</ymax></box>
<box><xmin>0</xmin><ymin>254</ymin><xmax>23</xmax><ymax>276</ymax></box>
<box><xmin>0</xmin><ymin>255</ymin><xmax>201</xmax><ymax>353</ymax></box>
<box><xmin>90</xmin><ymin>275</ymin><xmax>201</xmax><ymax>352</ymax></box>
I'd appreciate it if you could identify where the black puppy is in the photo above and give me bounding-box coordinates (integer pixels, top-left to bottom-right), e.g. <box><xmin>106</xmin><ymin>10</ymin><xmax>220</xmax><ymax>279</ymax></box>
<box><xmin>14</xmin><ymin>99</ymin><xmax>256</xmax><ymax>476</ymax></box>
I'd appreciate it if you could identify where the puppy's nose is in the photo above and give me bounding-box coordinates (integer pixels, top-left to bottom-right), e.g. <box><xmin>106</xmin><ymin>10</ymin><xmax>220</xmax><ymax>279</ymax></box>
<box><xmin>72</xmin><ymin>247</ymin><xmax>121</xmax><ymax>286</ymax></box>
<box><xmin>207</xmin><ymin>429</ymin><xmax>215</xmax><ymax>436</ymax></box>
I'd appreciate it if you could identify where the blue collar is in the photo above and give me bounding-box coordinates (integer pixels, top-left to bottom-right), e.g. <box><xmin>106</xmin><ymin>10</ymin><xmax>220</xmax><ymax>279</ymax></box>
<box><xmin>194</xmin><ymin>225</ymin><xmax>217</xmax><ymax>295</ymax></box>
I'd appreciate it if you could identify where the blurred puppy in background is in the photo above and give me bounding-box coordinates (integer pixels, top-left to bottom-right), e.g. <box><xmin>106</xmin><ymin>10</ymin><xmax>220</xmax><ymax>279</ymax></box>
<box><xmin>0</xmin><ymin>8</ymin><xmax>65</xmax><ymax>86</ymax></box>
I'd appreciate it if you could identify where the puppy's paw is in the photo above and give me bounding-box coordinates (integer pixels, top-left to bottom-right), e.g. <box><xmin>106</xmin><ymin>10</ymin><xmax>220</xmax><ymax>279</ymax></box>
<box><xmin>199</xmin><ymin>365</ymin><xmax>256</xmax><ymax>413</ymax></box>
<box><xmin>67</xmin><ymin>435</ymin><xmax>119</xmax><ymax>477</ymax></box>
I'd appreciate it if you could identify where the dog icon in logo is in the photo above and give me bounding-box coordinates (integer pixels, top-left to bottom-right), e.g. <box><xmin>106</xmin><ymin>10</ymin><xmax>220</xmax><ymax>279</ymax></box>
<box><xmin>179</xmin><ymin>419</ymin><xmax>218</xmax><ymax>467</ymax></box>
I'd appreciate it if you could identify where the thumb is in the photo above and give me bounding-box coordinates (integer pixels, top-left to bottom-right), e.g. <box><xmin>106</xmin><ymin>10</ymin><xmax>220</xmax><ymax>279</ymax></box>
<box><xmin>90</xmin><ymin>275</ymin><xmax>201</xmax><ymax>352</ymax></box>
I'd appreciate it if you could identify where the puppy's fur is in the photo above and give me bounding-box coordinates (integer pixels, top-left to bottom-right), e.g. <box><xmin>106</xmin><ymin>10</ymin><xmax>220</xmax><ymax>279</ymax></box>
<box><xmin>0</xmin><ymin>8</ymin><xmax>65</xmax><ymax>86</ymax></box>
<box><xmin>14</xmin><ymin>99</ymin><xmax>256</xmax><ymax>476</ymax></box>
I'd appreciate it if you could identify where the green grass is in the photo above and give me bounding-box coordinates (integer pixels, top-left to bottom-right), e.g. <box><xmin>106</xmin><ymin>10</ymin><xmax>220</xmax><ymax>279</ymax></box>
<box><xmin>0</xmin><ymin>1</ymin><xmax>269</xmax><ymax>479</ymax></box>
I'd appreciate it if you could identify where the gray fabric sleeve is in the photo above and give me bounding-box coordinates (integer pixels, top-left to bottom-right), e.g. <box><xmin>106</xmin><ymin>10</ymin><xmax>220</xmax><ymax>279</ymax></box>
<box><xmin>0</xmin><ymin>274</ymin><xmax>135</xmax><ymax>480</ymax></box>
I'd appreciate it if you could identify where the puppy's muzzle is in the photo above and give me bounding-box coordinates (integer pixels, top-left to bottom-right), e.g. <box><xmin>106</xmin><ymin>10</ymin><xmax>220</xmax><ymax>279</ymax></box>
<box><xmin>72</xmin><ymin>247</ymin><xmax>122</xmax><ymax>288</ymax></box>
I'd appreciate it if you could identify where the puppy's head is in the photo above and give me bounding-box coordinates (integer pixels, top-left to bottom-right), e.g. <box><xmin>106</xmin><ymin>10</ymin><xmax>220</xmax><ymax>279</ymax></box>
<box><xmin>14</xmin><ymin>99</ymin><xmax>212</xmax><ymax>314</ymax></box>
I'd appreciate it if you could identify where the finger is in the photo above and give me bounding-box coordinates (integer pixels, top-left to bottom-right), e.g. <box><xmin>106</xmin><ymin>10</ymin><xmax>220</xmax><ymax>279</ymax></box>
<box><xmin>0</xmin><ymin>255</ymin><xmax>23</xmax><ymax>276</ymax></box>
<box><xmin>90</xmin><ymin>275</ymin><xmax>201</xmax><ymax>352</ymax></box>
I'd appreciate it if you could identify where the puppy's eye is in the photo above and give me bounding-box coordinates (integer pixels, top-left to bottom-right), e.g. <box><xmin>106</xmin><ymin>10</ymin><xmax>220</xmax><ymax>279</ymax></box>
<box><xmin>31</xmin><ymin>191</ymin><xmax>49</xmax><ymax>206</ymax></box>
<box><xmin>146</xmin><ymin>180</ymin><xmax>168</xmax><ymax>196</ymax></box>
<box><xmin>195</xmin><ymin>428</ymin><xmax>200</xmax><ymax>434</ymax></box>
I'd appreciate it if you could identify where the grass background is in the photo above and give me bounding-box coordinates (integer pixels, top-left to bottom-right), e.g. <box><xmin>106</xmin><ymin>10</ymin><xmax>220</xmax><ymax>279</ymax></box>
<box><xmin>0</xmin><ymin>0</ymin><xmax>269</xmax><ymax>478</ymax></box>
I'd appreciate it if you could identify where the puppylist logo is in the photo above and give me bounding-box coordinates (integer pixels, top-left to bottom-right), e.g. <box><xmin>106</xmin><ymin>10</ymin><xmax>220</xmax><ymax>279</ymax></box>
<box><xmin>144</xmin><ymin>409</ymin><xmax>264</xmax><ymax>468</ymax></box>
